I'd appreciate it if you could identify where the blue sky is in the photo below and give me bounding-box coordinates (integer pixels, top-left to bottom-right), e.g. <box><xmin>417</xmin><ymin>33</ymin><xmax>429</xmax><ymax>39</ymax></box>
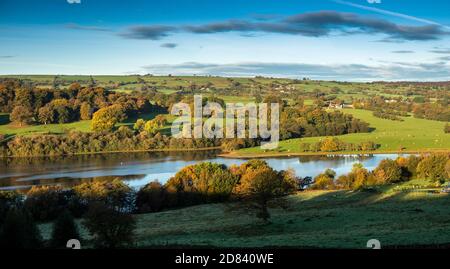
<box><xmin>0</xmin><ymin>0</ymin><xmax>449</xmax><ymax>81</ymax></box>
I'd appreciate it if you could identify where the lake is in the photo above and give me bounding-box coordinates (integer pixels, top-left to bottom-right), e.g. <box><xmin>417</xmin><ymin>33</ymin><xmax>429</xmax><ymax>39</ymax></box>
<box><xmin>0</xmin><ymin>151</ymin><xmax>408</xmax><ymax>190</ymax></box>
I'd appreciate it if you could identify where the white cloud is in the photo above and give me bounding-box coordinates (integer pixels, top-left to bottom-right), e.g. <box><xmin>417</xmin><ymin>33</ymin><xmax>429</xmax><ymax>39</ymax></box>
<box><xmin>67</xmin><ymin>0</ymin><xmax>81</xmax><ymax>4</ymax></box>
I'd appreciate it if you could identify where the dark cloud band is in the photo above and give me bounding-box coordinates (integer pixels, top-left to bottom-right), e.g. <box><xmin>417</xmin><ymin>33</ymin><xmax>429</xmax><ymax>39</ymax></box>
<box><xmin>120</xmin><ymin>11</ymin><xmax>449</xmax><ymax>41</ymax></box>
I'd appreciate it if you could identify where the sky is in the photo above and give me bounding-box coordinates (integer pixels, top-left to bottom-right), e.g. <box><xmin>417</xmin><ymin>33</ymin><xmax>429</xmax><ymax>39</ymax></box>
<box><xmin>0</xmin><ymin>0</ymin><xmax>450</xmax><ymax>81</ymax></box>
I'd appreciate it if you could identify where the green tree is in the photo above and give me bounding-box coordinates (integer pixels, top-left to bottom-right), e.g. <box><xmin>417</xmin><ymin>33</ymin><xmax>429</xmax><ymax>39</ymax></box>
<box><xmin>50</xmin><ymin>210</ymin><xmax>80</xmax><ymax>249</ymax></box>
<box><xmin>10</xmin><ymin>105</ymin><xmax>33</xmax><ymax>126</ymax></box>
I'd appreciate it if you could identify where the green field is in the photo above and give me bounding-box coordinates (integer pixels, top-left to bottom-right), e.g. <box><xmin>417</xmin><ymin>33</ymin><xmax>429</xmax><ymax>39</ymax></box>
<box><xmin>38</xmin><ymin>179</ymin><xmax>450</xmax><ymax>248</ymax></box>
<box><xmin>0</xmin><ymin>117</ymin><xmax>92</xmax><ymax>136</ymax></box>
<box><xmin>235</xmin><ymin>109</ymin><xmax>450</xmax><ymax>156</ymax></box>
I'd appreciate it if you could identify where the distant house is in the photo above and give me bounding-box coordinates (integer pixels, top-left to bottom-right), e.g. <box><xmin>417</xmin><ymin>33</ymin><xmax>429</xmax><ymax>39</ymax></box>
<box><xmin>328</xmin><ymin>101</ymin><xmax>344</xmax><ymax>109</ymax></box>
<box><xmin>385</xmin><ymin>99</ymin><xmax>398</xmax><ymax>103</ymax></box>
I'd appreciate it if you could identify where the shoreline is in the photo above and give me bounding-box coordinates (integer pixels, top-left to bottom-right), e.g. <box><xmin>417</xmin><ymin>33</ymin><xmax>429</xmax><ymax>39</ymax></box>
<box><xmin>1</xmin><ymin>147</ymin><xmax>449</xmax><ymax>159</ymax></box>
<box><xmin>219</xmin><ymin>149</ymin><xmax>450</xmax><ymax>159</ymax></box>
<box><xmin>0</xmin><ymin>146</ymin><xmax>222</xmax><ymax>159</ymax></box>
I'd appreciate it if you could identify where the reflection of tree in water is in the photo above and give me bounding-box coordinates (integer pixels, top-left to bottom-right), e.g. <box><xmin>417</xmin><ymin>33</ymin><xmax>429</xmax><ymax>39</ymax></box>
<box><xmin>1</xmin><ymin>174</ymin><xmax>147</xmax><ymax>193</ymax></box>
<box><xmin>0</xmin><ymin>150</ymin><xmax>221</xmax><ymax>168</ymax></box>
<box><xmin>296</xmin><ymin>154</ymin><xmax>373</xmax><ymax>163</ymax></box>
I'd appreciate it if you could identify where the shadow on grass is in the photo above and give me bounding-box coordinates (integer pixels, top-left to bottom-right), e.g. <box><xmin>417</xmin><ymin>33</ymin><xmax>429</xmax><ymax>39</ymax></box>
<box><xmin>0</xmin><ymin>113</ymin><xmax>10</xmax><ymax>125</ymax></box>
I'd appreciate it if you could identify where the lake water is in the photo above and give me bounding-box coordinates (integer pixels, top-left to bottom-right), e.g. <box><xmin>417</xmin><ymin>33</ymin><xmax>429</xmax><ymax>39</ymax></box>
<box><xmin>0</xmin><ymin>151</ymin><xmax>407</xmax><ymax>190</ymax></box>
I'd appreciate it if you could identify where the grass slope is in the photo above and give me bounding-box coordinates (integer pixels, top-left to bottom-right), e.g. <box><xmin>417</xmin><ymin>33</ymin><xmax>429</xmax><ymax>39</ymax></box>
<box><xmin>235</xmin><ymin>109</ymin><xmax>450</xmax><ymax>156</ymax></box>
<box><xmin>38</xmin><ymin>180</ymin><xmax>450</xmax><ymax>248</ymax></box>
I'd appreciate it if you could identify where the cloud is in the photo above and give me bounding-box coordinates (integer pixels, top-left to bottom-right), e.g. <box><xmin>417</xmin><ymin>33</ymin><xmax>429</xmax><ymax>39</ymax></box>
<box><xmin>0</xmin><ymin>55</ymin><xmax>15</xmax><ymax>58</ymax></box>
<box><xmin>119</xmin><ymin>25</ymin><xmax>176</xmax><ymax>40</ymax></box>
<box><xmin>429</xmin><ymin>48</ymin><xmax>450</xmax><ymax>54</ymax></box>
<box><xmin>438</xmin><ymin>56</ymin><xmax>450</xmax><ymax>61</ymax></box>
<box><xmin>67</xmin><ymin>0</ymin><xmax>81</xmax><ymax>4</ymax></box>
<box><xmin>141</xmin><ymin>61</ymin><xmax>450</xmax><ymax>82</ymax></box>
<box><xmin>160</xmin><ymin>43</ymin><xmax>178</xmax><ymax>49</ymax></box>
<box><xmin>120</xmin><ymin>11</ymin><xmax>449</xmax><ymax>41</ymax></box>
<box><xmin>66</xmin><ymin>23</ymin><xmax>110</xmax><ymax>32</ymax></box>
<box><xmin>391</xmin><ymin>50</ymin><xmax>414</xmax><ymax>54</ymax></box>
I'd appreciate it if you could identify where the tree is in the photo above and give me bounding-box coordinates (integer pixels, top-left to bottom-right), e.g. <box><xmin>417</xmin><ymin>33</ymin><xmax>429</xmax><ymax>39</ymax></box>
<box><xmin>0</xmin><ymin>208</ymin><xmax>43</xmax><ymax>249</ymax></box>
<box><xmin>136</xmin><ymin>181</ymin><xmax>167</xmax><ymax>213</ymax></box>
<box><xmin>50</xmin><ymin>99</ymin><xmax>72</xmax><ymax>123</ymax></box>
<box><xmin>10</xmin><ymin>105</ymin><xmax>33</xmax><ymax>126</ymax></box>
<box><xmin>38</xmin><ymin>105</ymin><xmax>54</xmax><ymax>125</ymax></box>
<box><xmin>144</xmin><ymin>119</ymin><xmax>159</xmax><ymax>136</ymax></box>
<box><xmin>80</xmin><ymin>102</ymin><xmax>92</xmax><ymax>120</ymax></box>
<box><xmin>91</xmin><ymin>104</ymin><xmax>125</xmax><ymax>132</ymax></box>
<box><xmin>416</xmin><ymin>154</ymin><xmax>449</xmax><ymax>183</ymax></box>
<box><xmin>0</xmin><ymin>191</ymin><xmax>23</xmax><ymax>226</ymax></box>
<box><xmin>233</xmin><ymin>164</ymin><xmax>296</xmax><ymax>223</ymax></box>
<box><xmin>83</xmin><ymin>203</ymin><xmax>136</xmax><ymax>248</ymax></box>
<box><xmin>445</xmin><ymin>124</ymin><xmax>450</xmax><ymax>134</ymax></box>
<box><xmin>50</xmin><ymin>210</ymin><xmax>80</xmax><ymax>249</ymax></box>
<box><xmin>311</xmin><ymin>169</ymin><xmax>336</xmax><ymax>190</ymax></box>
<box><xmin>133</xmin><ymin>118</ymin><xmax>145</xmax><ymax>132</ymax></box>
<box><xmin>374</xmin><ymin>159</ymin><xmax>402</xmax><ymax>183</ymax></box>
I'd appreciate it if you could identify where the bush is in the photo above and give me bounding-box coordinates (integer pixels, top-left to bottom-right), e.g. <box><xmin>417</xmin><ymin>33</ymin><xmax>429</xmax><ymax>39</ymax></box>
<box><xmin>83</xmin><ymin>203</ymin><xmax>136</xmax><ymax>248</ymax></box>
<box><xmin>0</xmin><ymin>208</ymin><xmax>43</xmax><ymax>249</ymax></box>
<box><xmin>50</xmin><ymin>210</ymin><xmax>80</xmax><ymax>249</ymax></box>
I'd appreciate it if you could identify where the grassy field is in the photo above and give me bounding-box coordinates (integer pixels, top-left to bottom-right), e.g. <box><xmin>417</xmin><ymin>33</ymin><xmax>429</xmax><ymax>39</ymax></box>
<box><xmin>38</xmin><ymin>179</ymin><xmax>450</xmax><ymax>248</ymax></box>
<box><xmin>234</xmin><ymin>109</ymin><xmax>450</xmax><ymax>157</ymax></box>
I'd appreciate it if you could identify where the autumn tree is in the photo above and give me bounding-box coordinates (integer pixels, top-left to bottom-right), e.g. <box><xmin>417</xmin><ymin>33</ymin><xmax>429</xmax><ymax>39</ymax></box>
<box><xmin>133</xmin><ymin>118</ymin><xmax>146</xmax><ymax>132</ymax></box>
<box><xmin>233</xmin><ymin>161</ymin><xmax>296</xmax><ymax>223</ymax></box>
<box><xmin>374</xmin><ymin>159</ymin><xmax>402</xmax><ymax>183</ymax></box>
<box><xmin>91</xmin><ymin>104</ymin><xmax>125</xmax><ymax>132</ymax></box>
<box><xmin>80</xmin><ymin>102</ymin><xmax>92</xmax><ymax>120</ymax></box>
<box><xmin>38</xmin><ymin>105</ymin><xmax>54</xmax><ymax>125</ymax></box>
<box><xmin>416</xmin><ymin>154</ymin><xmax>449</xmax><ymax>183</ymax></box>
<box><xmin>10</xmin><ymin>105</ymin><xmax>33</xmax><ymax>126</ymax></box>
<box><xmin>311</xmin><ymin>169</ymin><xmax>336</xmax><ymax>190</ymax></box>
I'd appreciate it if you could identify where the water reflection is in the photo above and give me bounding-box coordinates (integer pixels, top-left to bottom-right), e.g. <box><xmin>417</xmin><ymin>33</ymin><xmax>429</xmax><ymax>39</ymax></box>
<box><xmin>0</xmin><ymin>151</ymin><xmax>407</xmax><ymax>191</ymax></box>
